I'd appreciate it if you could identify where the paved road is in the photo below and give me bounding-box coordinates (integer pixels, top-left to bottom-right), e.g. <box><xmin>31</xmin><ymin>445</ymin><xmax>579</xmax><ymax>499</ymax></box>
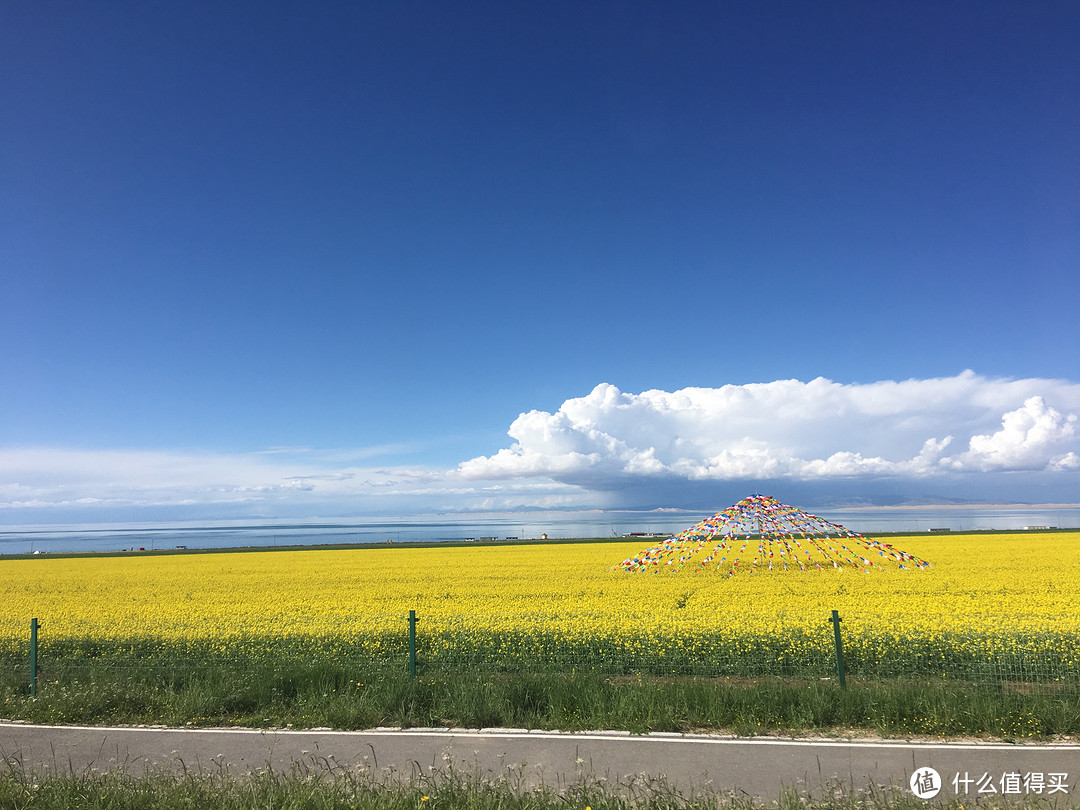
<box><xmin>3</xmin><ymin>723</ymin><xmax>1080</xmax><ymax>803</ymax></box>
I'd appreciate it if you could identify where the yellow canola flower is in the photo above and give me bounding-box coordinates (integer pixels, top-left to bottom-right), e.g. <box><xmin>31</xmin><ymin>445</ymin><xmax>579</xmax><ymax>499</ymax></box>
<box><xmin>0</xmin><ymin>532</ymin><xmax>1076</xmax><ymax>675</ymax></box>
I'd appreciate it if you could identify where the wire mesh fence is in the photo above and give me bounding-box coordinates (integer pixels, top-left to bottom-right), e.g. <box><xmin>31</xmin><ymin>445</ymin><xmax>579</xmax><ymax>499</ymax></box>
<box><xmin>2</xmin><ymin>610</ymin><xmax>1078</xmax><ymax>692</ymax></box>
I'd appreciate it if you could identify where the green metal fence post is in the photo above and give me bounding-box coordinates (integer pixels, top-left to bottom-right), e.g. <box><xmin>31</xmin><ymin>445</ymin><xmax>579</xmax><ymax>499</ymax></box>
<box><xmin>29</xmin><ymin>618</ymin><xmax>39</xmax><ymax>697</ymax></box>
<box><xmin>407</xmin><ymin>610</ymin><xmax>417</xmax><ymax>679</ymax></box>
<box><xmin>829</xmin><ymin>609</ymin><xmax>846</xmax><ymax>688</ymax></box>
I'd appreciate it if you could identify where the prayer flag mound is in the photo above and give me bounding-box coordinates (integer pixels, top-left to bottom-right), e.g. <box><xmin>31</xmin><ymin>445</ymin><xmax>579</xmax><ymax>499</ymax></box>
<box><xmin>617</xmin><ymin>494</ymin><xmax>931</xmax><ymax>575</ymax></box>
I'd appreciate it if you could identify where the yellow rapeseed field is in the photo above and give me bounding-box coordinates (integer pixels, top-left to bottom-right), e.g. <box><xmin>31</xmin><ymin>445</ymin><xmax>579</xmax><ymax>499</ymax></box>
<box><xmin>1</xmin><ymin>532</ymin><xmax>1077</xmax><ymax>677</ymax></box>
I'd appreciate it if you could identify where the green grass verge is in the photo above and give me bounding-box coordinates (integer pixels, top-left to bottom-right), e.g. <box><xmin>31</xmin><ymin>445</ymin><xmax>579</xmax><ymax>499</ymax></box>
<box><xmin>4</xmin><ymin>664</ymin><xmax>1080</xmax><ymax>740</ymax></box>
<box><xmin>0</xmin><ymin>761</ymin><xmax>1068</xmax><ymax>810</ymax></box>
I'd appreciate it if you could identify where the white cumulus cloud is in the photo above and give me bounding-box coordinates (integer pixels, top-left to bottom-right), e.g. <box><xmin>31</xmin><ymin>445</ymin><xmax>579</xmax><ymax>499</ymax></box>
<box><xmin>458</xmin><ymin>371</ymin><xmax>1080</xmax><ymax>488</ymax></box>
<box><xmin>944</xmin><ymin>397</ymin><xmax>1078</xmax><ymax>471</ymax></box>
<box><xmin>5</xmin><ymin>371</ymin><xmax>1079</xmax><ymax>521</ymax></box>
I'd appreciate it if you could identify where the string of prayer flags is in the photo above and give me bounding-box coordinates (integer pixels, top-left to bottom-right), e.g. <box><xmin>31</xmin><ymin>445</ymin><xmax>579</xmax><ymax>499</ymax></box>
<box><xmin>616</xmin><ymin>494</ymin><xmax>930</xmax><ymax>575</ymax></box>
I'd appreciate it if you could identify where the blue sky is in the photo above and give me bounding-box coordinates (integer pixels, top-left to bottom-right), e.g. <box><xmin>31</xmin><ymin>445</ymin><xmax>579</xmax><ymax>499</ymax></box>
<box><xmin>2</xmin><ymin>1</ymin><xmax>1078</xmax><ymax>522</ymax></box>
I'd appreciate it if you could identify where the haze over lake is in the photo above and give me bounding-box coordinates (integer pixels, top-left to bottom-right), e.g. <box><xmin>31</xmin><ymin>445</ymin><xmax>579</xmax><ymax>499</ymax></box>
<box><xmin>3</xmin><ymin>505</ymin><xmax>1078</xmax><ymax>555</ymax></box>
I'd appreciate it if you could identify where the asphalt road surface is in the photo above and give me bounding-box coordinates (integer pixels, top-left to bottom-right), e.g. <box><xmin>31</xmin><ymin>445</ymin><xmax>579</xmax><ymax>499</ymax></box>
<box><xmin>3</xmin><ymin>723</ymin><xmax>1080</xmax><ymax>803</ymax></box>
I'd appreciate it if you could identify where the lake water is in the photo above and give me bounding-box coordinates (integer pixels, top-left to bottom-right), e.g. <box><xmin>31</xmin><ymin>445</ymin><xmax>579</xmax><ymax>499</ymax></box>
<box><xmin>2</xmin><ymin>505</ymin><xmax>1078</xmax><ymax>555</ymax></box>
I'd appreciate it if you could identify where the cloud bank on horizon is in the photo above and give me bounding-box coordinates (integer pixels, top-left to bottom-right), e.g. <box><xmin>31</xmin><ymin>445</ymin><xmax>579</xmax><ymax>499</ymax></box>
<box><xmin>460</xmin><ymin>371</ymin><xmax>1080</xmax><ymax>486</ymax></box>
<box><xmin>3</xmin><ymin>372</ymin><xmax>1079</xmax><ymax>521</ymax></box>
